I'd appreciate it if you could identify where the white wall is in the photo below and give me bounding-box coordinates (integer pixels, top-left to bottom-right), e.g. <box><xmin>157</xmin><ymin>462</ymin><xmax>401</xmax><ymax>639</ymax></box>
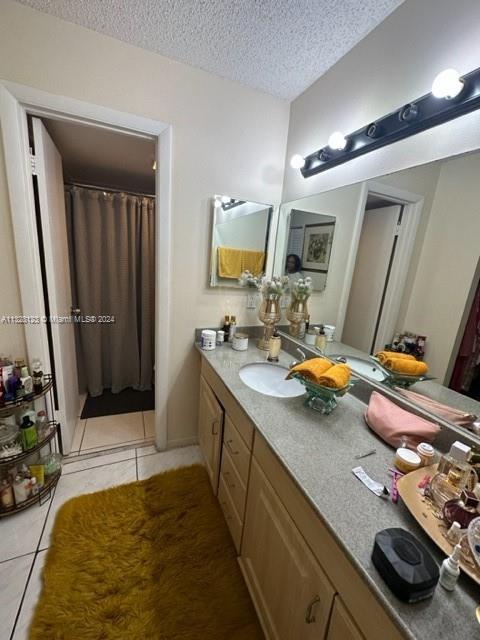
<box><xmin>0</xmin><ymin>1</ymin><xmax>289</xmax><ymax>446</ymax></box>
<box><xmin>403</xmin><ymin>153</ymin><xmax>480</xmax><ymax>382</ymax></box>
<box><xmin>283</xmin><ymin>0</ymin><xmax>480</xmax><ymax>205</ymax></box>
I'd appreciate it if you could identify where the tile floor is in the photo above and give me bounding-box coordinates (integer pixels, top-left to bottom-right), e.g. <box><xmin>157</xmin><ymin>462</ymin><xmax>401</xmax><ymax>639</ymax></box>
<box><xmin>1</xmin><ymin>443</ymin><xmax>203</xmax><ymax>640</ymax></box>
<box><xmin>69</xmin><ymin>409</ymin><xmax>156</xmax><ymax>456</ymax></box>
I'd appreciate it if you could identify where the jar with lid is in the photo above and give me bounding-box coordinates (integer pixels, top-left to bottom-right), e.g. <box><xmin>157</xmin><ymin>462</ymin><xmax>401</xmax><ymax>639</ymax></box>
<box><xmin>417</xmin><ymin>442</ymin><xmax>435</xmax><ymax>466</ymax></box>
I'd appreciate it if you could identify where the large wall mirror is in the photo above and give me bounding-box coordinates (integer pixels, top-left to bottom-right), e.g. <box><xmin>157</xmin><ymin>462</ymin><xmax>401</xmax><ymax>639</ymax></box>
<box><xmin>209</xmin><ymin>195</ymin><xmax>273</xmax><ymax>288</ymax></box>
<box><xmin>274</xmin><ymin>150</ymin><xmax>480</xmax><ymax>437</ymax></box>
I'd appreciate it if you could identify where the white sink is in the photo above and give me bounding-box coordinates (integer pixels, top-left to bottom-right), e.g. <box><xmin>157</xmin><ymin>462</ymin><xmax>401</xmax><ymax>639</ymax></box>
<box><xmin>239</xmin><ymin>362</ymin><xmax>305</xmax><ymax>398</ymax></box>
<box><xmin>330</xmin><ymin>354</ymin><xmax>387</xmax><ymax>382</ymax></box>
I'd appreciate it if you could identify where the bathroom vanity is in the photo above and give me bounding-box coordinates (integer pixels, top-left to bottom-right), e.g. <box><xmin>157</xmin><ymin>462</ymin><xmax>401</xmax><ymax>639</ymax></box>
<box><xmin>197</xmin><ymin>343</ymin><xmax>479</xmax><ymax>640</ymax></box>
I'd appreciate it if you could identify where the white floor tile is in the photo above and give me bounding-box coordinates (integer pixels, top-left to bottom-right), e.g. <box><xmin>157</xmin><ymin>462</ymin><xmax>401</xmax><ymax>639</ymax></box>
<box><xmin>0</xmin><ymin>496</ymin><xmax>52</xmax><ymax>563</ymax></box>
<box><xmin>63</xmin><ymin>449</ymin><xmax>135</xmax><ymax>475</ymax></box>
<box><xmin>80</xmin><ymin>412</ymin><xmax>144</xmax><ymax>451</ymax></box>
<box><xmin>39</xmin><ymin>459</ymin><xmax>137</xmax><ymax>549</ymax></box>
<box><xmin>137</xmin><ymin>445</ymin><xmax>203</xmax><ymax>480</ymax></box>
<box><xmin>136</xmin><ymin>444</ymin><xmax>158</xmax><ymax>457</ymax></box>
<box><xmin>70</xmin><ymin>417</ymin><xmax>86</xmax><ymax>453</ymax></box>
<box><xmin>12</xmin><ymin>550</ymin><xmax>47</xmax><ymax>640</ymax></box>
<box><xmin>0</xmin><ymin>553</ymin><xmax>34</xmax><ymax>638</ymax></box>
<box><xmin>143</xmin><ymin>410</ymin><xmax>155</xmax><ymax>438</ymax></box>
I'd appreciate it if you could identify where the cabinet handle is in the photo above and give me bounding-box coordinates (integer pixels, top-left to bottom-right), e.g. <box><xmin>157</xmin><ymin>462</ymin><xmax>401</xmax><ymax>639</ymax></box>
<box><xmin>211</xmin><ymin>419</ymin><xmax>220</xmax><ymax>435</ymax></box>
<box><xmin>225</xmin><ymin>439</ymin><xmax>239</xmax><ymax>455</ymax></box>
<box><xmin>223</xmin><ymin>471</ymin><xmax>235</xmax><ymax>489</ymax></box>
<box><xmin>305</xmin><ymin>595</ymin><xmax>320</xmax><ymax>624</ymax></box>
<box><xmin>221</xmin><ymin>501</ymin><xmax>232</xmax><ymax>520</ymax></box>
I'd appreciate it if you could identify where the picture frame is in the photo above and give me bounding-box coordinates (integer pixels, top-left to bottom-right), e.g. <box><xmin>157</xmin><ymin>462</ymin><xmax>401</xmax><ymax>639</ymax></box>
<box><xmin>301</xmin><ymin>222</ymin><xmax>335</xmax><ymax>272</ymax></box>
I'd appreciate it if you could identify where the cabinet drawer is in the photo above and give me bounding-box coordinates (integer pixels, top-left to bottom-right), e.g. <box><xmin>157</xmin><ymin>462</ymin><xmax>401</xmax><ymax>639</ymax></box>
<box><xmin>220</xmin><ymin>445</ymin><xmax>247</xmax><ymax>521</ymax></box>
<box><xmin>224</xmin><ymin>415</ymin><xmax>251</xmax><ymax>486</ymax></box>
<box><xmin>218</xmin><ymin>475</ymin><xmax>243</xmax><ymax>553</ymax></box>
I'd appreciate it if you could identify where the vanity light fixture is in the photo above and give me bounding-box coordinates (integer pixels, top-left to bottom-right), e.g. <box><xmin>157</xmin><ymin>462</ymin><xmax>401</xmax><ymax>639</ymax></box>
<box><xmin>294</xmin><ymin>65</ymin><xmax>480</xmax><ymax>178</ymax></box>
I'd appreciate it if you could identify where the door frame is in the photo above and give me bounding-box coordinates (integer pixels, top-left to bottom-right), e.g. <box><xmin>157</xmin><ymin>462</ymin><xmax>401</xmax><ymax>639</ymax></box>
<box><xmin>0</xmin><ymin>79</ymin><xmax>172</xmax><ymax>451</ymax></box>
<box><xmin>337</xmin><ymin>180</ymin><xmax>424</xmax><ymax>350</ymax></box>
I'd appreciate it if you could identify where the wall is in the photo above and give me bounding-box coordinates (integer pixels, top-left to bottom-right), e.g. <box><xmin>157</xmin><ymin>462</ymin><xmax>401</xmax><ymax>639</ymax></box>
<box><xmin>283</xmin><ymin>0</ymin><xmax>480</xmax><ymax>205</ymax></box>
<box><xmin>0</xmin><ymin>1</ymin><xmax>289</xmax><ymax>446</ymax></box>
<box><xmin>402</xmin><ymin>153</ymin><xmax>480</xmax><ymax>382</ymax></box>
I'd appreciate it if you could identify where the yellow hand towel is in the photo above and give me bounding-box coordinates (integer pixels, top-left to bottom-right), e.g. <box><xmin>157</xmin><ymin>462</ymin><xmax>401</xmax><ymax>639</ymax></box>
<box><xmin>241</xmin><ymin>249</ymin><xmax>265</xmax><ymax>277</ymax></box>
<box><xmin>286</xmin><ymin>358</ymin><xmax>332</xmax><ymax>382</ymax></box>
<box><xmin>376</xmin><ymin>350</ymin><xmax>416</xmax><ymax>364</ymax></box>
<box><xmin>316</xmin><ymin>363</ymin><xmax>351</xmax><ymax>389</ymax></box>
<box><xmin>384</xmin><ymin>358</ymin><xmax>429</xmax><ymax>376</ymax></box>
<box><xmin>217</xmin><ymin>246</ymin><xmax>243</xmax><ymax>279</ymax></box>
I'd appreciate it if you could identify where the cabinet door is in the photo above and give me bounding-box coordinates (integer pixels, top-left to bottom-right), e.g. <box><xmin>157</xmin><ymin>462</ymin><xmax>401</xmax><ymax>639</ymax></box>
<box><xmin>241</xmin><ymin>459</ymin><xmax>335</xmax><ymax>640</ymax></box>
<box><xmin>198</xmin><ymin>376</ymin><xmax>224</xmax><ymax>494</ymax></box>
<box><xmin>326</xmin><ymin>597</ymin><xmax>365</xmax><ymax>640</ymax></box>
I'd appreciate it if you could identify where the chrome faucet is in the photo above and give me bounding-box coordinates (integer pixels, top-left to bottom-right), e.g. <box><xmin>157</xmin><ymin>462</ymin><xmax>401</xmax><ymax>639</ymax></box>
<box><xmin>289</xmin><ymin>348</ymin><xmax>306</xmax><ymax>369</ymax></box>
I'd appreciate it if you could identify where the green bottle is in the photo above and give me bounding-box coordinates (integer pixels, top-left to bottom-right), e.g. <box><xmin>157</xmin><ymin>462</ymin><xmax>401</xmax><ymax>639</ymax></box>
<box><xmin>20</xmin><ymin>415</ymin><xmax>37</xmax><ymax>450</ymax></box>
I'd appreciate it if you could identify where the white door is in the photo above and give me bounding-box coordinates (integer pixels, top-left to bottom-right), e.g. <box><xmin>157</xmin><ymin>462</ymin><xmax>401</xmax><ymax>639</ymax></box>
<box><xmin>342</xmin><ymin>205</ymin><xmax>401</xmax><ymax>354</ymax></box>
<box><xmin>32</xmin><ymin>117</ymin><xmax>79</xmax><ymax>454</ymax></box>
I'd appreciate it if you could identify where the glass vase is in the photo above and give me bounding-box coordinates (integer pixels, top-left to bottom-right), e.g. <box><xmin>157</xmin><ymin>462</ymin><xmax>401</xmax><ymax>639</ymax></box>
<box><xmin>258</xmin><ymin>294</ymin><xmax>282</xmax><ymax>350</ymax></box>
<box><xmin>286</xmin><ymin>295</ymin><xmax>309</xmax><ymax>338</ymax></box>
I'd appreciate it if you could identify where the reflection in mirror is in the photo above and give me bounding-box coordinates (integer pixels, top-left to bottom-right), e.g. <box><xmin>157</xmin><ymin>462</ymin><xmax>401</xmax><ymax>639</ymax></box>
<box><xmin>209</xmin><ymin>195</ymin><xmax>273</xmax><ymax>288</ymax></box>
<box><xmin>276</xmin><ymin>150</ymin><xmax>480</xmax><ymax>438</ymax></box>
<box><xmin>274</xmin><ymin>204</ymin><xmax>336</xmax><ymax>292</ymax></box>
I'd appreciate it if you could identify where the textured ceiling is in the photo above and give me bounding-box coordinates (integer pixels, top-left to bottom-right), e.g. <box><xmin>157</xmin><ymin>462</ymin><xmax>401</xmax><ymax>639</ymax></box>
<box><xmin>43</xmin><ymin>118</ymin><xmax>156</xmax><ymax>194</ymax></box>
<box><xmin>16</xmin><ymin>0</ymin><xmax>403</xmax><ymax>100</ymax></box>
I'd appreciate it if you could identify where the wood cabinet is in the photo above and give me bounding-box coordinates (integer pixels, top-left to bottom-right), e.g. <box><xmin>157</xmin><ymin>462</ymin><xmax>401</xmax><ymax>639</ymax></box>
<box><xmin>241</xmin><ymin>458</ymin><xmax>335</xmax><ymax>640</ymax></box>
<box><xmin>198</xmin><ymin>375</ymin><xmax>224</xmax><ymax>493</ymax></box>
<box><xmin>326</xmin><ymin>597</ymin><xmax>364</xmax><ymax>640</ymax></box>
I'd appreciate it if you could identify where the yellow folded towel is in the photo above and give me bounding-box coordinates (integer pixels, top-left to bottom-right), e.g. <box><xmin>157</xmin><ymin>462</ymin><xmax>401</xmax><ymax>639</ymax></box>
<box><xmin>316</xmin><ymin>363</ymin><xmax>351</xmax><ymax>389</ymax></box>
<box><xmin>286</xmin><ymin>358</ymin><xmax>332</xmax><ymax>382</ymax></box>
<box><xmin>383</xmin><ymin>358</ymin><xmax>429</xmax><ymax>376</ymax></box>
<box><xmin>217</xmin><ymin>247</ymin><xmax>243</xmax><ymax>278</ymax></box>
<box><xmin>376</xmin><ymin>350</ymin><xmax>416</xmax><ymax>364</ymax></box>
<box><xmin>241</xmin><ymin>249</ymin><xmax>265</xmax><ymax>276</ymax></box>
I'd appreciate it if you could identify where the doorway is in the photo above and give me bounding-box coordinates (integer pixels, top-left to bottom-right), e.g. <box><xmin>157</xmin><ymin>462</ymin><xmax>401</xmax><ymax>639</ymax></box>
<box><xmin>31</xmin><ymin>116</ymin><xmax>157</xmax><ymax>455</ymax></box>
<box><xmin>0</xmin><ymin>80</ymin><xmax>172</xmax><ymax>454</ymax></box>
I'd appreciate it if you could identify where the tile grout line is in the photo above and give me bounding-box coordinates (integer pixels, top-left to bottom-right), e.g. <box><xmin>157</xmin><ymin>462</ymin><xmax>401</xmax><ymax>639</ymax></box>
<box><xmin>0</xmin><ymin>550</ymin><xmax>37</xmax><ymax>566</ymax></box>
<box><xmin>63</xmin><ymin>456</ymin><xmax>136</xmax><ymax>477</ymax></box>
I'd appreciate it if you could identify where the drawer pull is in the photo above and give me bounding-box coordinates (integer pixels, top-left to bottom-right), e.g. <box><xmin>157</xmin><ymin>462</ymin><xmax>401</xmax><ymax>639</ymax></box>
<box><xmin>222</xmin><ymin>471</ymin><xmax>235</xmax><ymax>489</ymax></box>
<box><xmin>225</xmin><ymin>439</ymin><xmax>239</xmax><ymax>455</ymax></box>
<box><xmin>221</xmin><ymin>501</ymin><xmax>232</xmax><ymax>520</ymax></box>
<box><xmin>305</xmin><ymin>595</ymin><xmax>320</xmax><ymax>624</ymax></box>
<box><xmin>211</xmin><ymin>419</ymin><xmax>220</xmax><ymax>435</ymax></box>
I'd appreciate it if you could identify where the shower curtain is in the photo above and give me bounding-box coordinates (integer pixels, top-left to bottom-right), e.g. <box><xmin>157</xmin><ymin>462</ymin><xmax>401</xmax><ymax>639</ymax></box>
<box><xmin>65</xmin><ymin>187</ymin><xmax>155</xmax><ymax>397</ymax></box>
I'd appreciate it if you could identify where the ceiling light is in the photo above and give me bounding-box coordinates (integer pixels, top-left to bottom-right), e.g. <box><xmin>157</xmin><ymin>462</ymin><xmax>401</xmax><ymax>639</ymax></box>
<box><xmin>214</xmin><ymin>198</ymin><xmax>222</xmax><ymax>208</ymax></box>
<box><xmin>152</xmin><ymin>160</ymin><xmax>156</xmax><ymax>171</ymax></box>
<box><xmin>328</xmin><ymin>131</ymin><xmax>348</xmax><ymax>150</ymax></box>
<box><xmin>221</xmin><ymin>195</ymin><xmax>231</xmax><ymax>204</ymax></box>
<box><xmin>290</xmin><ymin>154</ymin><xmax>305</xmax><ymax>169</ymax></box>
<box><xmin>431</xmin><ymin>69</ymin><xmax>463</xmax><ymax>99</ymax></box>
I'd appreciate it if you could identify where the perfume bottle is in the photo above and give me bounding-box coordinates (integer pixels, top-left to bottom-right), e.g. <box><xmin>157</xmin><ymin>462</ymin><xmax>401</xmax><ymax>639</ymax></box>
<box><xmin>430</xmin><ymin>441</ymin><xmax>472</xmax><ymax>509</ymax></box>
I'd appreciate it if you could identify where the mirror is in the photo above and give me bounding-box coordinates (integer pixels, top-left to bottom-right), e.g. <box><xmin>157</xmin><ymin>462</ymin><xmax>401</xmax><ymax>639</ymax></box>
<box><xmin>275</xmin><ymin>150</ymin><xmax>480</xmax><ymax>436</ymax></box>
<box><xmin>273</xmin><ymin>200</ymin><xmax>336</xmax><ymax>291</ymax></box>
<box><xmin>209</xmin><ymin>195</ymin><xmax>273</xmax><ymax>287</ymax></box>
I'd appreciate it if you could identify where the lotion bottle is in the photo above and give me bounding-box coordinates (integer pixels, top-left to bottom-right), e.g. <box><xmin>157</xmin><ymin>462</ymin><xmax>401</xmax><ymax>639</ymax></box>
<box><xmin>439</xmin><ymin>544</ymin><xmax>461</xmax><ymax>591</ymax></box>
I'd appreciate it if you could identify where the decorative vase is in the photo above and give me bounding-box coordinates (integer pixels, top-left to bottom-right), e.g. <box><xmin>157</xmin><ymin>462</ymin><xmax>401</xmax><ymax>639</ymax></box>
<box><xmin>258</xmin><ymin>294</ymin><xmax>282</xmax><ymax>350</ymax></box>
<box><xmin>286</xmin><ymin>295</ymin><xmax>309</xmax><ymax>337</ymax></box>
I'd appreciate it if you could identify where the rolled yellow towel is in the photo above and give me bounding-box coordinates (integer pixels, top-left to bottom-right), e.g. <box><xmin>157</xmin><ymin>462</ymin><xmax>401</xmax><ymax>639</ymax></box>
<box><xmin>316</xmin><ymin>363</ymin><xmax>351</xmax><ymax>389</ymax></box>
<box><xmin>286</xmin><ymin>358</ymin><xmax>332</xmax><ymax>382</ymax></box>
<box><xmin>384</xmin><ymin>357</ymin><xmax>429</xmax><ymax>376</ymax></box>
<box><xmin>376</xmin><ymin>350</ymin><xmax>416</xmax><ymax>364</ymax></box>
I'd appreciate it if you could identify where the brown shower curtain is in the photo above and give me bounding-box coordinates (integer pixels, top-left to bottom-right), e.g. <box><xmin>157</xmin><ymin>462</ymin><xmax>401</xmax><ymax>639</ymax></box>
<box><xmin>65</xmin><ymin>187</ymin><xmax>155</xmax><ymax>397</ymax></box>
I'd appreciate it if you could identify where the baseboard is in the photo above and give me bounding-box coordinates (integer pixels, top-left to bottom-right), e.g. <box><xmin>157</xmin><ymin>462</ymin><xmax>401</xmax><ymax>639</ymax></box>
<box><xmin>166</xmin><ymin>435</ymin><xmax>198</xmax><ymax>450</ymax></box>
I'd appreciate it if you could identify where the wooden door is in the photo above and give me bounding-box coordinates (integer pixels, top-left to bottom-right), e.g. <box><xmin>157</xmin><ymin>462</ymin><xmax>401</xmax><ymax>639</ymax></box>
<box><xmin>326</xmin><ymin>597</ymin><xmax>364</xmax><ymax>640</ymax></box>
<box><xmin>32</xmin><ymin>118</ymin><xmax>80</xmax><ymax>453</ymax></box>
<box><xmin>342</xmin><ymin>205</ymin><xmax>401</xmax><ymax>354</ymax></box>
<box><xmin>198</xmin><ymin>376</ymin><xmax>224</xmax><ymax>494</ymax></box>
<box><xmin>241</xmin><ymin>459</ymin><xmax>335</xmax><ymax>639</ymax></box>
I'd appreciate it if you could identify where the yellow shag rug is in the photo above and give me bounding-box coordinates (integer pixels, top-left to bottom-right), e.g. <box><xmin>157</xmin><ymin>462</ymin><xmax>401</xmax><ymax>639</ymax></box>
<box><xmin>30</xmin><ymin>465</ymin><xmax>263</xmax><ymax>639</ymax></box>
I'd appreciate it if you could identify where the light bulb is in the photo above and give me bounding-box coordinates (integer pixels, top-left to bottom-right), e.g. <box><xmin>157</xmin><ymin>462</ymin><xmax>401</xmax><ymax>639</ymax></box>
<box><xmin>328</xmin><ymin>131</ymin><xmax>348</xmax><ymax>150</ymax></box>
<box><xmin>221</xmin><ymin>195</ymin><xmax>230</xmax><ymax>204</ymax></box>
<box><xmin>290</xmin><ymin>154</ymin><xmax>305</xmax><ymax>169</ymax></box>
<box><xmin>431</xmin><ymin>69</ymin><xmax>463</xmax><ymax>99</ymax></box>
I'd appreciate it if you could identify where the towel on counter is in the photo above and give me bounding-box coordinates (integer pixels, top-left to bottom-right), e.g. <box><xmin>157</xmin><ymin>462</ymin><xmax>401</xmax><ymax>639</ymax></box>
<box><xmin>376</xmin><ymin>350</ymin><xmax>416</xmax><ymax>364</ymax></box>
<box><xmin>217</xmin><ymin>247</ymin><xmax>265</xmax><ymax>279</ymax></box>
<box><xmin>383</xmin><ymin>358</ymin><xmax>429</xmax><ymax>376</ymax></box>
<box><xmin>316</xmin><ymin>363</ymin><xmax>351</xmax><ymax>389</ymax></box>
<box><xmin>286</xmin><ymin>357</ymin><xmax>332</xmax><ymax>382</ymax></box>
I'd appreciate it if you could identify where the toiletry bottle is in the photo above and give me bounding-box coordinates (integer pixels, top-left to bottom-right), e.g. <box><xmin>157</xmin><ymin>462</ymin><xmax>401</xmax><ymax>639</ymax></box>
<box><xmin>430</xmin><ymin>442</ymin><xmax>473</xmax><ymax>508</ymax></box>
<box><xmin>228</xmin><ymin>316</ymin><xmax>237</xmax><ymax>342</ymax></box>
<box><xmin>32</xmin><ymin>360</ymin><xmax>44</xmax><ymax>393</ymax></box>
<box><xmin>439</xmin><ymin>544</ymin><xmax>461</xmax><ymax>591</ymax></box>
<box><xmin>20</xmin><ymin>415</ymin><xmax>37</xmax><ymax>451</ymax></box>
<box><xmin>20</xmin><ymin>366</ymin><xmax>33</xmax><ymax>396</ymax></box>
<box><xmin>267</xmin><ymin>331</ymin><xmax>281</xmax><ymax>362</ymax></box>
<box><xmin>0</xmin><ymin>479</ymin><xmax>14</xmax><ymax>509</ymax></box>
<box><xmin>315</xmin><ymin>325</ymin><xmax>326</xmax><ymax>353</ymax></box>
<box><xmin>222</xmin><ymin>316</ymin><xmax>230</xmax><ymax>343</ymax></box>
<box><xmin>437</xmin><ymin>441</ymin><xmax>471</xmax><ymax>475</ymax></box>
